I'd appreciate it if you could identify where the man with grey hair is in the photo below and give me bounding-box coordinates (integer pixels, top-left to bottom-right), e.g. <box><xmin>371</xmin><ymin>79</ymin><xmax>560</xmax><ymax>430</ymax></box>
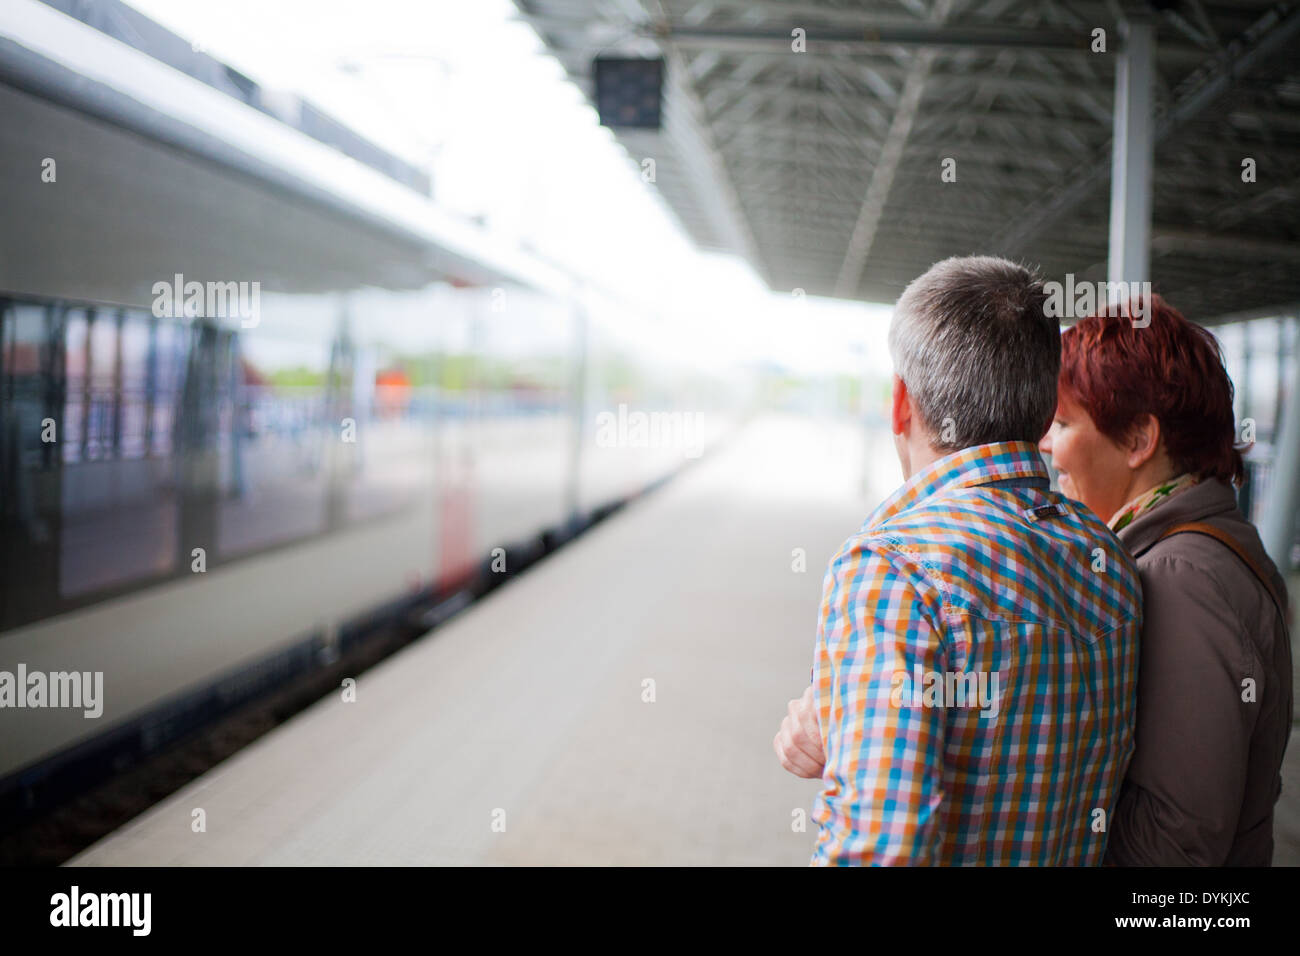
<box><xmin>773</xmin><ymin>256</ymin><xmax>1142</xmax><ymax>865</ymax></box>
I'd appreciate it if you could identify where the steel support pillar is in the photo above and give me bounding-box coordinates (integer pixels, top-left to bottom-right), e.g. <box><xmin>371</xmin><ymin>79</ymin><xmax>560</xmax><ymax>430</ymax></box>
<box><xmin>1108</xmin><ymin>19</ymin><xmax>1156</xmax><ymax>291</ymax></box>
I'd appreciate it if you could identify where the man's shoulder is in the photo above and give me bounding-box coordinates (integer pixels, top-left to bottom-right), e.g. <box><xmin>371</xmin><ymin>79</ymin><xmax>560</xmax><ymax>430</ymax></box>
<box><xmin>836</xmin><ymin>487</ymin><xmax>1142</xmax><ymax>616</ymax></box>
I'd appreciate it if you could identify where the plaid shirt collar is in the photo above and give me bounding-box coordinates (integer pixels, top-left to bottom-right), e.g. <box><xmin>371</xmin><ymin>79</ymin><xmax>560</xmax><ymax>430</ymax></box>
<box><xmin>865</xmin><ymin>440</ymin><xmax>1050</xmax><ymax>531</ymax></box>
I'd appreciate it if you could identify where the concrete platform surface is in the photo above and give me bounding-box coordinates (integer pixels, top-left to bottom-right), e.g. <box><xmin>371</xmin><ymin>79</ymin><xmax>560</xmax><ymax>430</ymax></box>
<box><xmin>71</xmin><ymin>415</ymin><xmax>881</xmax><ymax>865</ymax></box>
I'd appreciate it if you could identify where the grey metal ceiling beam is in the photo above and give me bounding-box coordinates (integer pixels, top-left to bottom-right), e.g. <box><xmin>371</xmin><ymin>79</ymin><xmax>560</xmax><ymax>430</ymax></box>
<box><xmin>648</xmin><ymin>22</ymin><xmax>1107</xmax><ymax>53</ymax></box>
<box><xmin>661</xmin><ymin>0</ymin><xmax>943</xmax><ymax>28</ymax></box>
<box><xmin>704</xmin><ymin>55</ymin><xmax>1108</xmax><ymax>91</ymax></box>
<box><xmin>701</xmin><ymin>75</ymin><xmax>1113</xmax><ymax>117</ymax></box>
<box><xmin>723</xmin><ymin>107</ymin><xmax>1113</xmax><ymax>162</ymax></box>
<box><xmin>726</xmin><ymin>143</ymin><xmax>1070</xmax><ymax>175</ymax></box>
<box><xmin>719</xmin><ymin>123</ymin><xmax>1108</xmax><ymax>172</ymax></box>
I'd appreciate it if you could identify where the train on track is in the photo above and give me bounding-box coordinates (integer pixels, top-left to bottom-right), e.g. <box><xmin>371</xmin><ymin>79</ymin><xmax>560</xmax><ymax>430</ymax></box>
<box><xmin>0</xmin><ymin>1</ymin><xmax>746</xmax><ymax>821</ymax></box>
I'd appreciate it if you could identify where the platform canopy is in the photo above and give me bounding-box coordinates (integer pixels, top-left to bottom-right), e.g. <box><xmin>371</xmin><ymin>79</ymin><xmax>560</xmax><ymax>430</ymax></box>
<box><xmin>515</xmin><ymin>0</ymin><xmax>1300</xmax><ymax>323</ymax></box>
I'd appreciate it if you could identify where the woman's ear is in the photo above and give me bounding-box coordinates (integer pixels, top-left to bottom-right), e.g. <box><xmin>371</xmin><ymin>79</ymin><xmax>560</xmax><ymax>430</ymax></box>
<box><xmin>1125</xmin><ymin>413</ymin><xmax>1162</xmax><ymax>470</ymax></box>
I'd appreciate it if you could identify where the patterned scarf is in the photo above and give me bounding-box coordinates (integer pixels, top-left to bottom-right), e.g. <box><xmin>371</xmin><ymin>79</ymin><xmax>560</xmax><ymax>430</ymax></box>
<box><xmin>1108</xmin><ymin>473</ymin><xmax>1200</xmax><ymax>532</ymax></box>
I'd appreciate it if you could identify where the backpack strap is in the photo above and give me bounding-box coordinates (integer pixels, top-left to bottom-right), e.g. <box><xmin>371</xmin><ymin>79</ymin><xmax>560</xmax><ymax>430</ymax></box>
<box><xmin>1158</xmin><ymin>521</ymin><xmax>1290</xmax><ymax>631</ymax></box>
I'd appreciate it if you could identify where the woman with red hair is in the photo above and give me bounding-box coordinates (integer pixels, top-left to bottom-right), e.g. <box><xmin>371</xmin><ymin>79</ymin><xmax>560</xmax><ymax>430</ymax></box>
<box><xmin>1040</xmin><ymin>295</ymin><xmax>1293</xmax><ymax>865</ymax></box>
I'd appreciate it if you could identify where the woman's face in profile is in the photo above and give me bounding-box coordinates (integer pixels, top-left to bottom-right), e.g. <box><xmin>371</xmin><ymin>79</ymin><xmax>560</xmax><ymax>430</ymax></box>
<box><xmin>1039</xmin><ymin>392</ymin><xmax>1133</xmax><ymax>523</ymax></box>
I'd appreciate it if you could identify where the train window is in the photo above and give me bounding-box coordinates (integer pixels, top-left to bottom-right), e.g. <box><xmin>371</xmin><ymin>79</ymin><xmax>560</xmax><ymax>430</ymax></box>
<box><xmin>61</xmin><ymin>310</ymin><xmax>93</xmax><ymax>464</ymax></box>
<box><xmin>1</xmin><ymin>301</ymin><xmax>63</xmax><ymax>628</ymax></box>
<box><xmin>215</xmin><ymin>323</ymin><xmax>331</xmax><ymax>557</ymax></box>
<box><xmin>471</xmin><ymin>289</ymin><xmax>578</xmax><ymax>548</ymax></box>
<box><xmin>343</xmin><ymin>291</ymin><xmax>438</xmax><ymax>523</ymax></box>
<box><xmin>60</xmin><ymin>309</ymin><xmax>182</xmax><ymax>598</ymax></box>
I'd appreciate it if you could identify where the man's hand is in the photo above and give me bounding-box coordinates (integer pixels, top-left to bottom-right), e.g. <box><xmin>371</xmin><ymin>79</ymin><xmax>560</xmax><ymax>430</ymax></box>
<box><xmin>773</xmin><ymin>684</ymin><xmax>825</xmax><ymax>778</ymax></box>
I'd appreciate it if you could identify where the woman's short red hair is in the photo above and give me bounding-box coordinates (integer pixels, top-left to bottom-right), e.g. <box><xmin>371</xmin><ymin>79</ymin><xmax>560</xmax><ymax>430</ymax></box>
<box><xmin>1059</xmin><ymin>294</ymin><xmax>1245</xmax><ymax>486</ymax></box>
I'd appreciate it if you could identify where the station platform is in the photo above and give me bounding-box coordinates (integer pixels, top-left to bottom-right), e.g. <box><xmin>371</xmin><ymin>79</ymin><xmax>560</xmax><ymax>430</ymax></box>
<box><xmin>66</xmin><ymin>414</ymin><xmax>1300</xmax><ymax>867</ymax></box>
<box><xmin>70</xmin><ymin>415</ymin><xmax>886</xmax><ymax>865</ymax></box>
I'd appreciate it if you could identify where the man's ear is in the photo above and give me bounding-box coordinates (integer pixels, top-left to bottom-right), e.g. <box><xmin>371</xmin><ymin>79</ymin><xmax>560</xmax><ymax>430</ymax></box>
<box><xmin>1035</xmin><ymin>402</ymin><xmax>1058</xmax><ymax>445</ymax></box>
<box><xmin>891</xmin><ymin>374</ymin><xmax>911</xmax><ymax>437</ymax></box>
<box><xmin>1125</xmin><ymin>413</ymin><xmax>1162</xmax><ymax>470</ymax></box>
